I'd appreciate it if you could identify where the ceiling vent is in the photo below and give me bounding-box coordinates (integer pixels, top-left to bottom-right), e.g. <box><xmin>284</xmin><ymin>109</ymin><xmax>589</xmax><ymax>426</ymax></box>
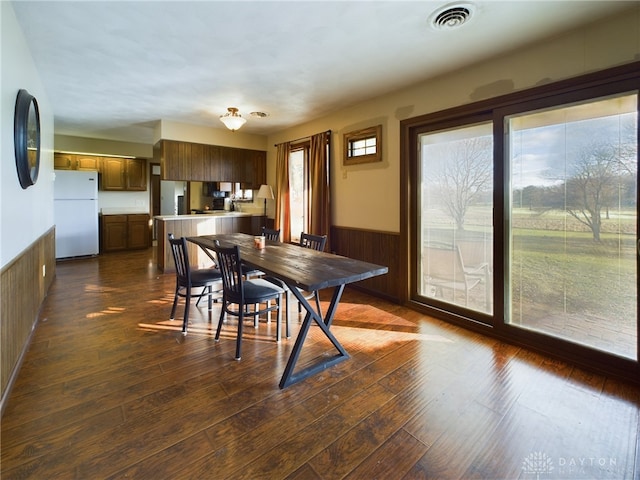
<box><xmin>430</xmin><ymin>3</ymin><xmax>474</xmax><ymax>30</ymax></box>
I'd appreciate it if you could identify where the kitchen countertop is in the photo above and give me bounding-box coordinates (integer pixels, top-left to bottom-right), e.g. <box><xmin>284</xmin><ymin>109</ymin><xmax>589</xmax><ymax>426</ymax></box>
<box><xmin>154</xmin><ymin>211</ymin><xmax>257</xmax><ymax>220</ymax></box>
<box><xmin>100</xmin><ymin>209</ymin><xmax>150</xmax><ymax>216</ymax></box>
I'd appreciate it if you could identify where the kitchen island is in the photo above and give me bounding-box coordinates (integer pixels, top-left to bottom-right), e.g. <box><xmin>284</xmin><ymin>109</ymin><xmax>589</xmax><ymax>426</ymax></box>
<box><xmin>155</xmin><ymin>212</ymin><xmax>265</xmax><ymax>272</ymax></box>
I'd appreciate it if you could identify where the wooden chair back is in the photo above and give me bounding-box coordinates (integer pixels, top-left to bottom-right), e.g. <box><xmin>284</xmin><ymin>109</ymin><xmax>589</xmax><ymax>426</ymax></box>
<box><xmin>168</xmin><ymin>234</ymin><xmax>191</xmax><ymax>286</ymax></box>
<box><xmin>212</xmin><ymin>241</ymin><xmax>244</xmax><ymax>303</ymax></box>
<box><xmin>261</xmin><ymin>227</ymin><xmax>280</xmax><ymax>241</ymax></box>
<box><xmin>300</xmin><ymin>232</ymin><xmax>327</xmax><ymax>252</ymax></box>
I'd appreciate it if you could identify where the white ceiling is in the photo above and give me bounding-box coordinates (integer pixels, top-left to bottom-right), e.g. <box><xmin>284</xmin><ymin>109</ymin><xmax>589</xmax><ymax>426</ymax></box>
<box><xmin>11</xmin><ymin>0</ymin><xmax>633</xmax><ymax>143</ymax></box>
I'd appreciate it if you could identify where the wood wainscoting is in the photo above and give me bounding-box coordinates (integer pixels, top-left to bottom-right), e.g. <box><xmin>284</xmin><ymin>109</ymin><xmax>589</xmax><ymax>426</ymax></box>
<box><xmin>330</xmin><ymin>226</ymin><xmax>401</xmax><ymax>303</ymax></box>
<box><xmin>1</xmin><ymin>227</ymin><xmax>56</xmax><ymax>415</ymax></box>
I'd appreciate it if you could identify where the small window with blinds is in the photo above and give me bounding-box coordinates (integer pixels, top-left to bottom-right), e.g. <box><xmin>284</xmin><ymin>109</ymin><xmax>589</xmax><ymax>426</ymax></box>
<box><xmin>343</xmin><ymin>125</ymin><xmax>382</xmax><ymax>165</ymax></box>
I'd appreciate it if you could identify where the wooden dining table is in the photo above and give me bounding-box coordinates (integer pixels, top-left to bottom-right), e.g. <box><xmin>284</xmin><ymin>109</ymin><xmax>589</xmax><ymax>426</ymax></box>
<box><xmin>186</xmin><ymin>233</ymin><xmax>388</xmax><ymax>388</ymax></box>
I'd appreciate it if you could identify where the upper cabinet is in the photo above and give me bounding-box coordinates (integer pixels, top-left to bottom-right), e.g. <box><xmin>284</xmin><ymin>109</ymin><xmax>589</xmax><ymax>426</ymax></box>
<box><xmin>54</xmin><ymin>153</ymin><xmax>147</xmax><ymax>191</ymax></box>
<box><xmin>101</xmin><ymin>158</ymin><xmax>147</xmax><ymax>191</ymax></box>
<box><xmin>54</xmin><ymin>153</ymin><xmax>100</xmax><ymax>171</ymax></box>
<box><xmin>155</xmin><ymin>139</ymin><xmax>266</xmax><ymax>187</ymax></box>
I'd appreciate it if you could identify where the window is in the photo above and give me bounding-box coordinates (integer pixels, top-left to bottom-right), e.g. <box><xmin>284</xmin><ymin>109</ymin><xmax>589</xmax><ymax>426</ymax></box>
<box><xmin>507</xmin><ymin>93</ymin><xmax>637</xmax><ymax>359</ymax></box>
<box><xmin>280</xmin><ymin>130</ymin><xmax>331</xmax><ymax>243</ymax></box>
<box><xmin>418</xmin><ymin>122</ymin><xmax>494</xmax><ymax>315</ymax></box>
<box><xmin>404</xmin><ymin>63</ymin><xmax>639</xmax><ymax>377</ymax></box>
<box><xmin>343</xmin><ymin>125</ymin><xmax>382</xmax><ymax>165</ymax></box>
<box><xmin>289</xmin><ymin>146</ymin><xmax>309</xmax><ymax>243</ymax></box>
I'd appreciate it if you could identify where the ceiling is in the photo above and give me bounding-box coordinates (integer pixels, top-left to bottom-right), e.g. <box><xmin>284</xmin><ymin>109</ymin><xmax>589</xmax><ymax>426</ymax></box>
<box><xmin>11</xmin><ymin>1</ymin><xmax>633</xmax><ymax>144</ymax></box>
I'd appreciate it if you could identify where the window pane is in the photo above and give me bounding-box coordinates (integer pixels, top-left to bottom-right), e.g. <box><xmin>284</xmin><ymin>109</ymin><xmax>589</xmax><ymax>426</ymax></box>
<box><xmin>508</xmin><ymin>93</ymin><xmax>638</xmax><ymax>359</ymax></box>
<box><xmin>289</xmin><ymin>150</ymin><xmax>305</xmax><ymax>242</ymax></box>
<box><xmin>350</xmin><ymin>136</ymin><xmax>376</xmax><ymax>157</ymax></box>
<box><xmin>418</xmin><ymin>122</ymin><xmax>494</xmax><ymax>315</ymax></box>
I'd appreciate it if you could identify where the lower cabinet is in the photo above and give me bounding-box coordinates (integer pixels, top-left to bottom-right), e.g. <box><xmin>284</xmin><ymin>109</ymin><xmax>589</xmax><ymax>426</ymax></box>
<box><xmin>101</xmin><ymin>214</ymin><xmax>150</xmax><ymax>252</ymax></box>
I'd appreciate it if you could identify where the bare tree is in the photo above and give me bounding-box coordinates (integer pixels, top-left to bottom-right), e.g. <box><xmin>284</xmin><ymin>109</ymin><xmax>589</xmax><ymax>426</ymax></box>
<box><xmin>566</xmin><ymin>142</ymin><xmax>633</xmax><ymax>241</ymax></box>
<box><xmin>431</xmin><ymin>137</ymin><xmax>492</xmax><ymax>231</ymax></box>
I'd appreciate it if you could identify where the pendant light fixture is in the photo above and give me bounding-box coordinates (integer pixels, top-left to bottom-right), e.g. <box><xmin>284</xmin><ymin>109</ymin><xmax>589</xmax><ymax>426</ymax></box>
<box><xmin>219</xmin><ymin>107</ymin><xmax>247</xmax><ymax>131</ymax></box>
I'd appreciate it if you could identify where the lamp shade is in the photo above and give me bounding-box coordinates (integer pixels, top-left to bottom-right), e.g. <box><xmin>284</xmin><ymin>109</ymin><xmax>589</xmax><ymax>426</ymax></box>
<box><xmin>220</xmin><ymin>107</ymin><xmax>247</xmax><ymax>131</ymax></box>
<box><xmin>256</xmin><ymin>184</ymin><xmax>274</xmax><ymax>199</ymax></box>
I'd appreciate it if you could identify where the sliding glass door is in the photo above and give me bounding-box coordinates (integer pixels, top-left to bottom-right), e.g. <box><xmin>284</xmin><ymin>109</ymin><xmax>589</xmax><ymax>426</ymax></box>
<box><xmin>417</xmin><ymin>122</ymin><xmax>494</xmax><ymax>316</ymax></box>
<box><xmin>409</xmin><ymin>69</ymin><xmax>639</xmax><ymax>372</ymax></box>
<box><xmin>507</xmin><ymin>93</ymin><xmax>638</xmax><ymax>359</ymax></box>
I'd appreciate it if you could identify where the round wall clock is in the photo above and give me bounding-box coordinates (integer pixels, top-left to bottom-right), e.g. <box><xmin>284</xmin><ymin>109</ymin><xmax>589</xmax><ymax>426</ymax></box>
<box><xmin>14</xmin><ymin>89</ymin><xmax>41</xmax><ymax>189</ymax></box>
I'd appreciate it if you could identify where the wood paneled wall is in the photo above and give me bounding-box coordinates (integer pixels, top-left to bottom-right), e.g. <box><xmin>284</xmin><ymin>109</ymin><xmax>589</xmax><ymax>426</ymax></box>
<box><xmin>1</xmin><ymin>228</ymin><xmax>56</xmax><ymax>414</ymax></box>
<box><xmin>330</xmin><ymin>226</ymin><xmax>401</xmax><ymax>303</ymax></box>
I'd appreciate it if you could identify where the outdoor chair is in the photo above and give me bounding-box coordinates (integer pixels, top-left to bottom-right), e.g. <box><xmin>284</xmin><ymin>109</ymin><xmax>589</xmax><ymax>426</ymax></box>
<box><xmin>422</xmin><ymin>241</ymin><xmax>485</xmax><ymax>307</ymax></box>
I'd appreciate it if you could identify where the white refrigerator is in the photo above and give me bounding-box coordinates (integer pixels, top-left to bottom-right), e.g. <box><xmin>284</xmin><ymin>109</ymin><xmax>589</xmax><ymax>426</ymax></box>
<box><xmin>54</xmin><ymin>170</ymin><xmax>99</xmax><ymax>259</ymax></box>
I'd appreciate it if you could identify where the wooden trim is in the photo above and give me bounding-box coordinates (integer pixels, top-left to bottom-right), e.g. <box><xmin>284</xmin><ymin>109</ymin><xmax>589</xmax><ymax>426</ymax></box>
<box><xmin>1</xmin><ymin>227</ymin><xmax>55</xmax><ymax>415</ymax></box>
<box><xmin>330</xmin><ymin>226</ymin><xmax>401</xmax><ymax>303</ymax></box>
<box><xmin>343</xmin><ymin>125</ymin><xmax>382</xmax><ymax>166</ymax></box>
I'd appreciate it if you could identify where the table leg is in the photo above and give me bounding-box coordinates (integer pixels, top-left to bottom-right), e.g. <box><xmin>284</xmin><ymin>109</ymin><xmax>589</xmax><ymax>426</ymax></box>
<box><xmin>279</xmin><ymin>284</ymin><xmax>349</xmax><ymax>388</ymax></box>
<box><xmin>199</xmin><ymin>246</ymin><xmax>218</xmax><ymax>267</ymax></box>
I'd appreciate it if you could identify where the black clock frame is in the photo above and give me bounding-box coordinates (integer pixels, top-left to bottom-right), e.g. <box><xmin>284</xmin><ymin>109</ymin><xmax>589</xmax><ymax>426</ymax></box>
<box><xmin>14</xmin><ymin>89</ymin><xmax>41</xmax><ymax>189</ymax></box>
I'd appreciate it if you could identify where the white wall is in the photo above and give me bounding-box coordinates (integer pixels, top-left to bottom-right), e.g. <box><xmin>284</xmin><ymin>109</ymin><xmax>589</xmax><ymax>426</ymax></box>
<box><xmin>1</xmin><ymin>2</ymin><xmax>54</xmax><ymax>268</ymax></box>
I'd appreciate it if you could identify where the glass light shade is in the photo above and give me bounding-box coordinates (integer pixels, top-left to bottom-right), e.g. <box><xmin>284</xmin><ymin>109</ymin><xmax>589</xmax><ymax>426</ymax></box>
<box><xmin>220</xmin><ymin>108</ymin><xmax>247</xmax><ymax>131</ymax></box>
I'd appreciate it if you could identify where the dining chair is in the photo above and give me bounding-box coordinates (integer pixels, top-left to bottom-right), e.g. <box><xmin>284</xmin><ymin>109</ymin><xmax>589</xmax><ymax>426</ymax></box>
<box><xmin>297</xmin><ymin>232</ymin><xmax>328</xmax><ymax>315</ymax></box>
<box><xmin>300</xmin><ymin>232</ymin><xmax>327</xmax><ymax>252</ymax></box>
<box><xmin>261</xmin><ymin>226</ymin><xmax>280</xmax><ymax>241</ymax></box>
<box><xmin>257</xmin><ymin>227</ymin><xmax>292</xmax><ymax>336</ymax></box>
<box><xmin>168</xmin><ymin>233</ymin><xmax>222</xmax><ymax>335</ymax></box>
<box><xmin>212</xmin><ymin>240</ymin><xmax>285</xmax><ymax>360</ymax></box>
<box><xmin>242</xmin><ymin>227</ymin><xmax>281</xmax><ymax>278</ymax></box>
<box><xmin>241</xmin><ymin>227</ymin><xmax>279</xmax><ymax>279</ymax></box>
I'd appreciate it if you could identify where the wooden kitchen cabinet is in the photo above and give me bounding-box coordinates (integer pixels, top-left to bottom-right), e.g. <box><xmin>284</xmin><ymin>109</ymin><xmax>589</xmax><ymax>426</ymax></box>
<box><xmin>100</xmin><ymin>158</ymin><xmax>147</xmax><ymax>191</ymax></box>
<box><xmin>157</xmin><ymin>140</ymin><xmax>181</xmax><ymax>180</ymax></box>
<box><xmin>54</xmin><ymin>153</ymin><xmax>100</xmax><ymax>171</ymax></box>
<box><xmin>156</xmin><ymin>139</ymin><xmax>266</xmax><ymax>184</ymax></box>
<box><xmin>101</xmin><ymin>214</ymin><xmax>150</xmax><ymax>252</ymax></box>
<box><xmin>205</xmin><ymin>145</ymin><xmax>221</xmax><ymax>180</ymax></box>
<box><xmin>101</xmin><ymin>215</ymin><xmax>128</xmax><ymax>252</ymax></box>
<box><xmin>100</xmin><ymin>158</ymin><xmax>124</xmax><ymax>190</ymax></box>
<box><xmin>125</xmin><ymin>158</ymin><xmax>147</xmax><ymax>190</ymax></box>
<box><xmin>250</xmin><ymin>150</ymin><xmax>266</xmax><ymax>188</ymax></box>
<box><xmin>218</xmin><ymin>146</ymin><xmax>235</xmax><ymax>182</ymax></box>
<box><xmin>250</xmin><ymin>215</ymin><xmax>266</xmax><ymax>235</ymax></box>
<box><xmin>127</xmin><ymin>214</ymin><xmax>151</xmax><ymax>249</ymax></box>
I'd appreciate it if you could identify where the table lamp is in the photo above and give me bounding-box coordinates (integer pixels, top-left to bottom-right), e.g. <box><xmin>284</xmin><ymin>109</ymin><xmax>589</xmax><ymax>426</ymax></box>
<box><xmin>256</xmin><ymin>184</ymin><xmax>274</xmax><ymax>217</ymax></box>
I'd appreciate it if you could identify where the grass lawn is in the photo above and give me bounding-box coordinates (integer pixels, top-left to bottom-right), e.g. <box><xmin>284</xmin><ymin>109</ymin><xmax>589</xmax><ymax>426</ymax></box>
<box><xmin>512</xmin><ymin>226</ymin><xmax>636</xmax><ymax>321</ymax></box>
<box><xmin>422</xmin><ymin>207</ymin><xmax>637</xmax><ymax>356</ymax></box>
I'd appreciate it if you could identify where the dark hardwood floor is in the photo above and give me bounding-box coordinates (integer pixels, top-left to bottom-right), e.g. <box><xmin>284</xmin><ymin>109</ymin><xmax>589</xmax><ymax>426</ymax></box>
<box><xmin>1</xmin><ymin>247</ymin><xmax>639</xmax><ymax>479</ymax></box>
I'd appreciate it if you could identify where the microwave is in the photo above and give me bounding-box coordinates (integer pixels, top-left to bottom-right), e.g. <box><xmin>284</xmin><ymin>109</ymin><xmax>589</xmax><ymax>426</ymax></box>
<box><xmin>203</xmin><ymin>182</ymin><xmax>229</xmax><ymax>198</ymax></box>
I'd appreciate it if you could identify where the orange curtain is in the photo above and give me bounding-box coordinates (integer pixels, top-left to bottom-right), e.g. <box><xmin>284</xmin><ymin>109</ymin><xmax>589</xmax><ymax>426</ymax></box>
<box><xmin>309</xmin><ymin>131</ymin><xmax>331</xmax><ymax>248</ymax></box>
<box><xmin>274</xmin><ymin>141</ymin><xmax>291</xmax><ymax>243</ymax></box>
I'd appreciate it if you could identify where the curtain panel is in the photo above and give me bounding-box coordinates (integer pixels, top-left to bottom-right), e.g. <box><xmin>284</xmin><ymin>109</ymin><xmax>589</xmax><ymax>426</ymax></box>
<box><xmin>274</xmin><ymin>130</ymin><xmax>330</xmax><ymax>247</ymax></box>
<box><xmin>309</xmin><ymin>131</ymin><xmax>331</xmax><ymax>246</ymax></box>
<box><xmin>274</xmin><ymin>141</ymin><xmax>291</xmax><ymax>243</ymax></box>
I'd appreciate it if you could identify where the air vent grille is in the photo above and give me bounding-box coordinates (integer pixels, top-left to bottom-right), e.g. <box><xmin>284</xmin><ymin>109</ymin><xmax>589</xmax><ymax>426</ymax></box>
<box><xmin>430</xmin><ymin>3</ymin><xmax>474</xmax><ymax>30</ymax></box>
